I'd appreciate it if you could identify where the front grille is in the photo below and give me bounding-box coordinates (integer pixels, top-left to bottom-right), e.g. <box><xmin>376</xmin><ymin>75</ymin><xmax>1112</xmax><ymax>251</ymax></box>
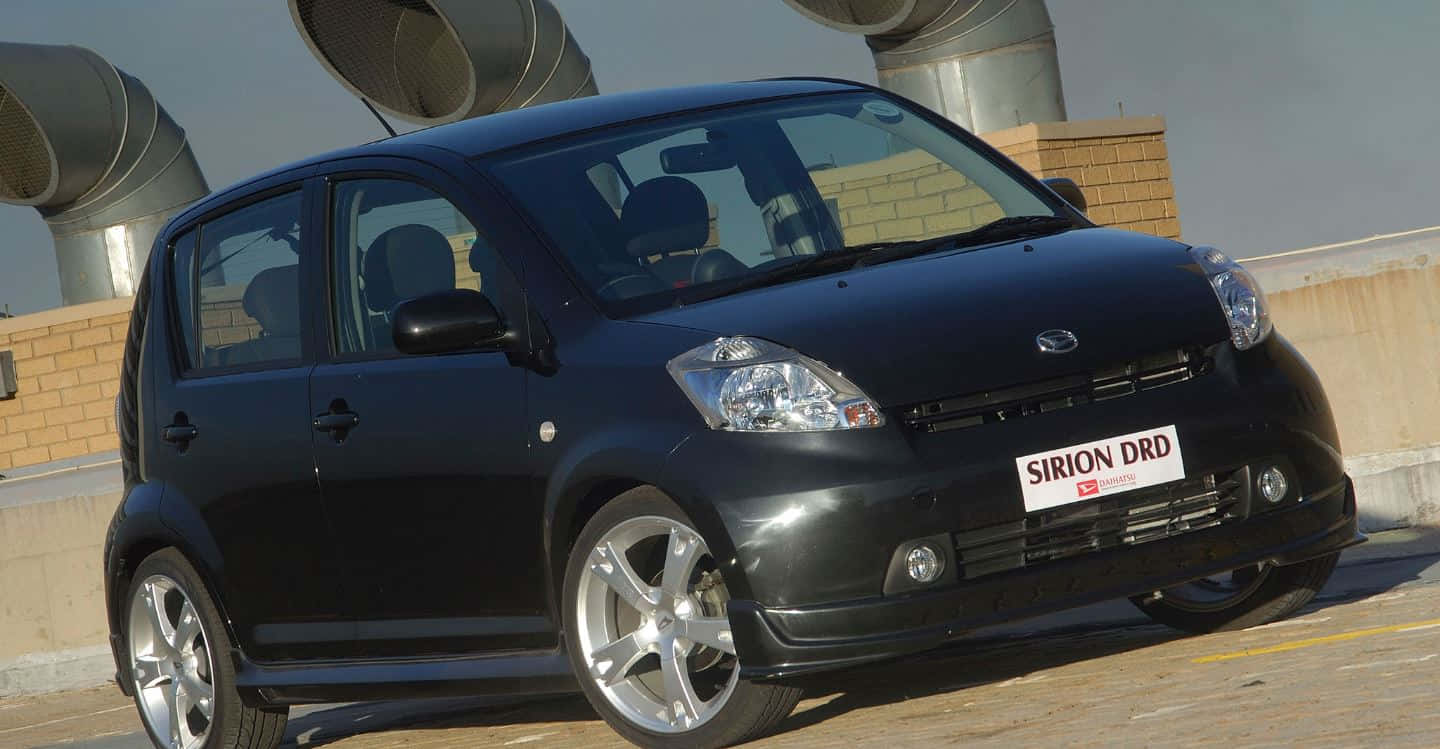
<box><xmin>953</xmin><ymin>473</ymin><xmax>1242</xmax><ymax>580</ymax></box>
<box><xmin>903</xmin><ymin>348</ymin><xmax>1210</xmax><ymax>433</ymax></box>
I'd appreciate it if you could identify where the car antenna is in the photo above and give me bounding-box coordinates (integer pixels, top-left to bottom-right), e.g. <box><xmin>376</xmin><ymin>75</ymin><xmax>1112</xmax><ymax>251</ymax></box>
<box><xmin>361</xmin><ymin>97</ymin><xmax>398</xmax><ymax>138</ymax></box>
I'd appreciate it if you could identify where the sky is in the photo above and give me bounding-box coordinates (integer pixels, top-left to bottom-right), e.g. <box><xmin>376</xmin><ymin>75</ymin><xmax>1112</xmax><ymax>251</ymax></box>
<box><xmin>1</xmin><ymin>0</ymin><xmax>1438</xmax><ymax>314</ymax></box>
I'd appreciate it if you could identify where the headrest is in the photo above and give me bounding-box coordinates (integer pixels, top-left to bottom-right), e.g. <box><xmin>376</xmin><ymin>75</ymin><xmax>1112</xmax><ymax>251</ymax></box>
<box><xmin>621</xmin><ymin>176</ymin><xmax>709</xmax><ymax>257</ymax></box>
<box><xmin>242</xmin><ymin>265</ymin><xmax>301</xmax><ymax>337</ymax></box>
<box><xmin>363</xmin><ymin>224</ymin><xmax>457</xmax><ymax>312</ymax></box>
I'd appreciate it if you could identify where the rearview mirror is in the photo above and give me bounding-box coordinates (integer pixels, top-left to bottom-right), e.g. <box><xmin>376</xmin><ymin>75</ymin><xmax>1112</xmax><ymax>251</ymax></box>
<box><xmin>1043</xmin><ymin>177</ymin><xmax>1087</xmax><ymax>213</ymax></box>
<box><xmin>660</xmin><ymin>141</ymin><xmax>737</xmax><ymax>174</ymax></box>
<box><xmin>392</xmin><ymin>289</ymin><xmax>504</xmax><ymax>355</ymax></box>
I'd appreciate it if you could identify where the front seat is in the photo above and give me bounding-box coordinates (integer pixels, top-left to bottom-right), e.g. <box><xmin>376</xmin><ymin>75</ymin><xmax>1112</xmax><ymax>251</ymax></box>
<box><xmin>621</xmin><ymin>176</ymin><xmax>712</xmax><ymax>286</ymax></box>
<box><xmin>220</xmin><ymin>264</ymin><xmax>301</xmax><ymax>366</ymax></box>
<box><xmin>362</xmin><ymin>223</ymin><xmax>457</xmax><ymax>350</ymax></box>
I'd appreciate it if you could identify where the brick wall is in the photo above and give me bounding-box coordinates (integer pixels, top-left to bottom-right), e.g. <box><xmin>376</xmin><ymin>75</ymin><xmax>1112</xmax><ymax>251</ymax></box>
<box><xmin>0</xmin><ymin>299</ymin><xmax>130</xmax><ymax>472</ymax></box>
<box><xmin>982</xmin><ymin>116</ymin><xmax>1180</xmax><ymax>239</ymax></box>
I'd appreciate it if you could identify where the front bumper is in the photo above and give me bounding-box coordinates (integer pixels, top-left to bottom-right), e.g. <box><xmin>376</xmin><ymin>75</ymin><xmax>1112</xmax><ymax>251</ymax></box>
<box><xmin>731</xmin><ymin>477</ymin><xmax>1359</xmax><ymax>678</ymax></box>
<box><xmin>657</xmin><ymin>335</ymin><xmax>1360</xmax><ymax>678</ymax></box>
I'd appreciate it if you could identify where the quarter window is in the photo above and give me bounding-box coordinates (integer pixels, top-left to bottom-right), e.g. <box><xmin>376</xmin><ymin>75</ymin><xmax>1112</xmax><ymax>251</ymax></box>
<box><xmin>329</xmin><ymin>178</ymin><xmax>512</xmax><ymax>355</ymax></box>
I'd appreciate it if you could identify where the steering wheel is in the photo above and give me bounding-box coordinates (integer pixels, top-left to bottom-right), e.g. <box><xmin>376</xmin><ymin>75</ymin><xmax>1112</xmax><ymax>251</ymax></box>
<box><xmin>596</xmin><ymin>273</ymin><xmax>665</xmax><ymax>299</ymax></box>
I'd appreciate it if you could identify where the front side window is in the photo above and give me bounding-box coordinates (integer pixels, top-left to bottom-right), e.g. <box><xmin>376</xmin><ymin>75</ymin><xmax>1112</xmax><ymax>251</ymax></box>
<box><xmin>490</xmin><ymin>92</ymin><xmax>1065</xmax><ymax>316</ymax></box>
<box><xmin>172</xmin><ymin>190</ymin><xmax>304</xmax><ymax>370</ymax></box>
<box><xmin>329</xmin><ymin>178</ymin><xmax>513</xmax><ymax>355</ymax></box>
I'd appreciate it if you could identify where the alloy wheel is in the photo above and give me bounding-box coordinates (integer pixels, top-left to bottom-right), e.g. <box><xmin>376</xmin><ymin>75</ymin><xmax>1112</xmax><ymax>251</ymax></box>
<box><xmin>575</xmin><ymin>515</ymin><xmax>740</xmax><ymax>733</ymax></box>
<box><xmin>128</xmin><ymin>574</ymin><xmax>216</xmax><ymax>749</ymax></box>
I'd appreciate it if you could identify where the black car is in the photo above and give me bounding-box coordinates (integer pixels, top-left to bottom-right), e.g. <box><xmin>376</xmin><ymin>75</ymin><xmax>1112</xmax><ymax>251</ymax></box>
<box><xmin>104</xmin><ymin>78</ymin><xmax>1361</xmax><ymax>749</ymax></box>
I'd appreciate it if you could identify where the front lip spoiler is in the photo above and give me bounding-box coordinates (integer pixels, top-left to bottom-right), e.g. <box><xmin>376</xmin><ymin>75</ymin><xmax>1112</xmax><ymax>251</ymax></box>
<box><xmin>731</xmin><ymin>476</ymin><xmax>1362</xmax><ymax>680</ymax></box>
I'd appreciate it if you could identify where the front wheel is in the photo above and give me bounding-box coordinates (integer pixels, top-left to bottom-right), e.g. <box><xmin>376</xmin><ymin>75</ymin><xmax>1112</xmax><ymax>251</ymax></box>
<box><xmin>1130</xmin><ymin>552</ymin><xmax>1340</xmax><ymax>633</ymax></box>
<box><xmin>562</xmin><ymin>487</ymin><xmax>801</xmax><ymax>748</ymax></box>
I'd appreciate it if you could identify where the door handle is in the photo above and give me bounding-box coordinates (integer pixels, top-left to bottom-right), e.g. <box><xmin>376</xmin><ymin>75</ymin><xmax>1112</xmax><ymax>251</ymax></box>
<box><xmin>313</xmin><ymin>411</ymin><xmax>359</xmax><ymax>432</ymax></box>
<box><xmin>161</xmin><ymin>423</ymin><xmax>198</xmax><ymax>446</ymax></box>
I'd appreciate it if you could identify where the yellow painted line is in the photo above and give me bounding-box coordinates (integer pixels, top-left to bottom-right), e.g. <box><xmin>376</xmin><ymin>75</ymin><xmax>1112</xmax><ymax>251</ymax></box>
<box><xmin>1192</xmin><ymin>616</ymin><xmax>1440</xmax><ymax>664</ymax></box>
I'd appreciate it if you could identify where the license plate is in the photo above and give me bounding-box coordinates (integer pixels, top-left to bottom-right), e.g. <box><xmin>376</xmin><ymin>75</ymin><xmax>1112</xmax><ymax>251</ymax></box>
<box><xmin>1015</xmin><ymin>425</ymin><xmax>1184</xmax><ymax>513</ymax></box>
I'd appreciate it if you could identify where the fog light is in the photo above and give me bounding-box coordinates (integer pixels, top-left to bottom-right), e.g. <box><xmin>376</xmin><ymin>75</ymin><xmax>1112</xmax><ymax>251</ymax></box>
<box><xmin>905</xmin><ymin>543</ymin><xmax>944</xmax><ymax>583</ymax></box>
<box><xmin>1258</xmin><ymin>466</ymin><xmax>1288</xmax><ymax>503</ymax></box>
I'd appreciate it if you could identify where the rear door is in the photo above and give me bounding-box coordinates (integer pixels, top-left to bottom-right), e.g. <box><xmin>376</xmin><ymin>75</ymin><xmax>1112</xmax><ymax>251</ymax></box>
<box><xmin>307</xmin><ymin>160</ymin><xmax>546</xmax><ymax>657</ymax></box>
<box><xmin>148</xmin><ymin>177</ymin><xmax>352</xmax><ymax>661</ymax></box>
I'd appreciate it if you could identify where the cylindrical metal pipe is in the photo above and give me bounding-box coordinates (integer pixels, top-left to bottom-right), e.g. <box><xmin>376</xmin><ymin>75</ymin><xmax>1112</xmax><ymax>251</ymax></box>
<box><xmin>782</xmin><ymin>0</ymin><xmax>1066</xmax><ymax>133</ymax></box>
<box><xmin>288</xmin><ymin>0</ymin><xmax>597</xmax><ymax>126</ymax></box>
<box><xmin>0</xmin><ymin>42</ymin><xmax>209</xmax><ymax>305</ymax></box>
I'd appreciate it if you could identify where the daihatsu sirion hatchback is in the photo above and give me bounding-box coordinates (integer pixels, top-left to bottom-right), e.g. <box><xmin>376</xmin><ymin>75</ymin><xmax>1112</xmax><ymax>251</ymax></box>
<box><xmin>104</xmin><ymin>79</ymin><xmax>1361</xmax><ymax>749</ymax></box>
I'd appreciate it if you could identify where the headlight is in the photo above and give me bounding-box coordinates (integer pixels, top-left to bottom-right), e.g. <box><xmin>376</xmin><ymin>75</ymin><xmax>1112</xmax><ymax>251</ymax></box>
<box><xmin>666</xmin><ymin>337</ymin><xmax>885</xmax><ymax>431</ymax></box>
<box><xmin>1189</xmin><ymin>246</ymin><xmax>1273</xmax><ymax>350</ymax></box>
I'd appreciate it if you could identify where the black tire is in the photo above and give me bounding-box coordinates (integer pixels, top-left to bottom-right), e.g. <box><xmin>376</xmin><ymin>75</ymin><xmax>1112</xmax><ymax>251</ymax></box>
<box><xmin>125</xmin><ymin>549</ymin><xmax>288</xmax><ymax>749</ymax></box>
<box><xmin>1130</xmin><ymin>552</ymin><xmax>1340</xmax><ymax>633</ymax></box>
<box><xmin>562</xmin><ymin>486</ymin><xmax>802</xmax><ymax>748</ymax></box>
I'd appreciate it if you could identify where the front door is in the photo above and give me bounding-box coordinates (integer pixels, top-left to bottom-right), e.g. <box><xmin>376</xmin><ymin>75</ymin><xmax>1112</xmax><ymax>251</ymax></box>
<box><xmin>148</xmin><ymin>185</ymin><xmax>350</xmax><ymax>661</ymax></box>
<box><xmin>309</xmin><ymin>173</ymin><xmax>545</xmax><ymax>657</ymax></box>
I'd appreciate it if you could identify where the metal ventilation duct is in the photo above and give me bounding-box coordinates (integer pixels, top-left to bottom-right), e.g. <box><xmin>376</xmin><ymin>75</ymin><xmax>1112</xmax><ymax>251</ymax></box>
<box><xmin>0</xmin><ymin>42</ymin><xmax>209</xmax><ymax>305</ymax></box>
<box><xmin>288</xmin><ymin>0</ymin><xmax>597</xmax><ymax>126</ymax></box>
<box><xmin>783</xmin><ymin>0</ymin><xmax>1066</xmax><ymax>133</ymax></box>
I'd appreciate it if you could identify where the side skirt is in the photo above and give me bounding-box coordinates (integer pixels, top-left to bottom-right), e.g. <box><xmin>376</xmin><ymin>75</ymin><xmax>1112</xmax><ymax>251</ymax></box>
<box><xmin>234</xmin><ymin>648</ymin><xmax>580</xmax><ymax>705</ymax></box>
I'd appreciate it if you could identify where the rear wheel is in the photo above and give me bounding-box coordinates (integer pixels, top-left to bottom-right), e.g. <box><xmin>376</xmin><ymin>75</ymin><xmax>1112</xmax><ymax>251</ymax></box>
<box><xmin>562</xmin><ymin>487</ymin><xmax>801</xmax><ymax>748</ymax></box>
<box><xmin>1129</xmin><ymin>552</ymin><xmax>1340</xmax><ymax>633</ymax></box>
<box><xmin>126</xmin><ymin>549</ymin><xmax>287</xmax><ymax>749</ymax></box>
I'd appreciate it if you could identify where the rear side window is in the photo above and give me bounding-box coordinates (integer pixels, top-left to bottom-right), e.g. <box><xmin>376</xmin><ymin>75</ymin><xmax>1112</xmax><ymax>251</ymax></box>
<box><xmin>171</xmin><ymin>190</ymin><xmax>305</xmax><ymax>370</ymax></box>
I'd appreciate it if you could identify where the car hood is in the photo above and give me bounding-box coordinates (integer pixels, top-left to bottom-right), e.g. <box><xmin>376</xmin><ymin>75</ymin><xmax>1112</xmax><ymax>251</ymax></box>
<box><xmin>630</xmin><ymin>228</ymin><xmax>1231</xmax><ymax>408</ymax></box>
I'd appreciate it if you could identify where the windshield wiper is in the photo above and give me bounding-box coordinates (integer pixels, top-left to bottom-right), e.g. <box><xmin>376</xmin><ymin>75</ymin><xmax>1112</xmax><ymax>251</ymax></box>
<box><xmin>676</xmin><ymin>244</ymin><xmax>879</xmax><ymax>305</ymax></box>
<box><xmin>852</xmin><ymin>215</ymin><xmax>1076</xmax><ymax>268</ymax></box>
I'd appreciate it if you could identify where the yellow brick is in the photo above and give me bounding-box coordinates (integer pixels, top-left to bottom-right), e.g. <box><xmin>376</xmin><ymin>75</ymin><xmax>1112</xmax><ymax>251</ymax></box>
<box><xmin>1036</xmin><ymin>151</ymin><xmax>1068</xmax><ymax>171</ymax></box>
<box><xmin>890</xmin><ymin>164</ymin><xmax>940</xmax><ymax>182</ymax></box>
<box><xmin>1124</xmin><ymin>183</ymin><xmax>1152</xmax><ymax>202</ymax></box>
<box><xmin>22</xmin><ymin>391</ymin><xmax>62</xmax><ymax>412</ymax></box>
<box><xmin>1139</xmin><ymin>200</ymin><xmax>1167</xmax><ymax>220</ymax></box>
<box><xmin>49</xmin><ymin>438</ymin><xmax>92</xmax><ymax>461</ymax></box>
<box><xmin>0</xmin><ymin>398</ymin><xmax>22</xmax><ymax>419</ymax></box>
<box><xmin>0</xmin><ymin>432</ymin><xmax>27</xmax><ymax>452</ymax></box>
<box><xmin>7</xmin><ymin>411</ymin><xmax>45</xmax><ymax>433</ymax></box>
<box><xmin>55</xmin><ymin>348</ymin><xmax>97</xmax><ymax>371</ymax></box>
<box><xmin>896</xmin><ymin>195</ymin><xmax>944</xmax><ymax>219</ymax></box>
<box><xmin>875</xmin><ymin>218</ymin><xmax>925</xmax><ymax>241</ymax></box>
<box><xmin>1080</xmin><ymin>187</ymin><xmax>1100</xmax><ymax>209</ymax></box>
<box><xmin>61</xmin><ymin>384</ymin><xmax>104</xmax><ymax>406</ymax></box>
<box><xmin>1052</xmin><ymin>167</ymin><xmax>1084</xmax><ymax>184</ymax></box>
<box><xmin>200</xmin><ymin>310</ymin><xmax>231</xmax><ymax>328</ymax></box>
<box><xmin>1081</xmin><ymin>167</ymin><xmax>1111</xmax><ymax>186</ymax></box>
<box><xmin>95</xmin><ymin>343</ymin><xmax>125</xmax><ymax>363</ymax></box>
<box><xmin>1156</xmin><ymin>218</ymin><xmax>1181</xmax><ymax>237</ymax></box>
<box><xmin>1087</xmin><ymin>204</ymin><xmax>1117</xmax><ymax>224</ymax></box>
<box><xmin>815</xmin><ymin>181</ymin><xmax>842</xmax><ymax>196</ymax></box>
<box><xmin>1158</xmin><ymin>161</ymin><xmax>1172</xmax><ymax>178</ymax></box>
<box><xmin>1096</xmin><ymin>185</ymin><xmax>1127</xmax><ymax>205</ymax></box>
<box><xmin>842</xmin><ymin>175</ymin><xmax>888</xmax><ymax>190</ymax></box>
<box><xmin>107</xmin><ymin>323</ymin><xmax>129</xmax><ymax>342</ymax></box>
<box><xmin>1064</xmin><ymin>149</ymin><xmax>1092</xmax><ymax>168</ymax></box>
<box><xmin>94</xmin><ymin>312</ymin><xmax>133</xmax><ymax>326</ymax></box>
<box><xmin>841</xmin><ymin>224</ymin><xmax>877</xmax><ymax>245</ymax></box>
<box><xmin>945</xmin><ymin>188</ymin><xmax>994</xmax><ymax>211</ymax></box>
<box><xmin>89</xmin><ymin>434</ymin><xmax>120</xmax><ymax>453</ymax></box>
<box><xmin>105</xmin><ymin>417</ymin><xmax>116</xmax><ymax>433</ymax></box>
<box><xmin>1090</xmin><ymin>145</ymin><xmax>1118</xmax><ymax>165</ymax></box>
<box><xmin>1163</xmin><ymin>199</ymin><xmax>1177</xmax><ymax>217</ymax></box>
<box><xmin>1099</xmin><ymin>136</ymin><xmax>1129</xmax><ymax>146</ymax></box>
<box><xmin>1115</xmin><ymin>143</ymin><xmax>1145</xmax><ymax>162</ymax></box>
<box><xmin>0</xmin><ymin>453</ymin><xmax>10</xmax><ymax>471</ymax></box>
<box><xmin>867</xmin><ymin>182</ymin><xmax>917</xmax><ymax>202</ymax></box>
<box><xmin>45</xmin><ymin>405</ymin><xmax>86</xmax><ymax>426</ymax></box>
<box><xmin>836</xmin><ymin>190</ymin><xmax>869</xmax><ymax>209</ymax></box>
<box><xmin>1132</xmin><ymin>161</ymin><xmax>1162</xmax><ymax>181</ymax></box>
<box><xmin>846</xmin><ymin>204</ymin><xmax>896</xmax><ymax>224</ymax></box>
<box><xmin>38</xmin><ymin>370</ymin><xmax>80</xmax><ymax>392</ymax></box>
<box><xmin>1108</xmin><ymin>164</ymin><xmax>1135</xmax><ymax>183</ymax></box>
<box><xmin>48</xmin><ymin>319</ymin><xmax>90</xmax><ymax>334</ymax></box>
<box><xmin>1142</xmin><ymin>141</ymin><xmax>1169</xmax><ymax>160</ymax></box>
<box><xmin>30</xmin><ymin>424</ymin><xmax>68</xmax><ymax>445</ymax></box>
<box><xmin>973</xmin><ymin>203</ymin><xmax>1004</xmax><ymax>224</ymax></box>
<box><xmin>32</xmin><ymin>334</ymin><xmax>73</xmax><ymax>357</ymax></box>
<box><xmin>71</xmin><ymin>327</ymin><xmax>112</xmax><ymax>348</ymax></box>
<box><xmin>5</xmin><ymin>341</ymin><xmax>33</xmax><ymax>360</ymax></box>
<box><xmin>11</xmin><ymin>445</ymin><xmax>50</xmax><ymax>467</ymax></box>
<box><xmin>1009</xmin><ymin>152</ymin><xmax>1042</xmax><ymax>173</ymax></box>
<box><xmin>924</xmin><ymin>210</ymin><xmax>976</xmax><ymax>234</ymax></box>
<box><xmin>83</xmin><ymin>400</ymin><xmax>114</xmax><ymax>420</ymax></box>
<box><xmin>19</xmin><ymin>356</ymin><xmax>57</xmax><ymax>377</ymax></box>
<box><xmin>66</xmin><ymin>418</ymin><xmax>108</xmax><ymax>440</ymax></box>
<box><xmin>1148</xmin><ymin>180</ymin><xmax>1175</xmax><ymax>199</ymax></box>
<box><xmin>915</xmin><ymin>169</ymin><xmax>969</xmax><ymax>196</ymax></box>
<box><xmin>1112</xmin><ymin>203</ymin><xmax>1143</xmax><ymax>223</ymax></box>
<box><xmin>77</xmin><ymin>362</ymin><xmax>120</xmax><ymax>385</ymax></box>
<box><xmin>100</xmin><ymin>381</ymin><xmax>121</xmax><ymax>399</ymax></box>
<box><xmin>10</xmin><ymin>328</ymin><xmax>49</xmax><ymax>342</ymax></box>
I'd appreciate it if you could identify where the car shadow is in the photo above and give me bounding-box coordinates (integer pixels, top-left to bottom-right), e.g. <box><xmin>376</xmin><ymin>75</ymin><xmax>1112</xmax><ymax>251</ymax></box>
<box><xmin>282</xmin><ymin>537</ymin><xmax>1440</xmax><ymax>746</ymax></box>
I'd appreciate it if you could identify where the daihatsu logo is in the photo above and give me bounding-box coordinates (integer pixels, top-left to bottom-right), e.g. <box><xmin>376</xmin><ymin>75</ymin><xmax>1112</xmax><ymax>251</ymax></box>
<box><xmin>1036</xmin><ymin>329</ymin><xmax>1079</xmax><ymax>354</ymax></box>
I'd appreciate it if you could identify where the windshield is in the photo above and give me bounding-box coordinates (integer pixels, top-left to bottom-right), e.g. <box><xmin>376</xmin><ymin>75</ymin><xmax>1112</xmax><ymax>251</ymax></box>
<box><xmin>489</xmin><ymin>92</ymin><xmax>1069</xmax><ymax>316</ymax></box>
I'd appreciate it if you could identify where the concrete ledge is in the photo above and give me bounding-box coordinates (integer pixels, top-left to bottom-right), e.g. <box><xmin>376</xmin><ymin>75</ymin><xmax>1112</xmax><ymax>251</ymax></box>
<box><xmin>1348</xmin><ymin>447</ymin><xmax>1440</xmax><ymax>531</ymax></box>
<box><xmin>0</xmin><ymin>297</ymin><xmax>132</xmax><ymax>337</ymax></box>
<box><xmin>980</xmin><ymin>116</ymin><xmax>1166</xmax><ymax>149</ymax></box>
<box><xmin>0</xmin><ymin>645</ymin><xmax>112</xmax><ymax>698</ymax></box>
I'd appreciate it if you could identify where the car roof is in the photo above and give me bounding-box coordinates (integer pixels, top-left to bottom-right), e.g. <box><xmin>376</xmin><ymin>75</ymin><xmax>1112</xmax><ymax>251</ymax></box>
<box><xmin>174</xmin><ymin>78</ymin><xmax>869</xmax><ymax>229</ymax></box>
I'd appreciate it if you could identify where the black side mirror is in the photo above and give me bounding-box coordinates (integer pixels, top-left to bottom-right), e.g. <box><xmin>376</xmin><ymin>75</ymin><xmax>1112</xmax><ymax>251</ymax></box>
<box><xmin>1043</xmin><ymin>177</ymin><xmax>1087</xmax><ymax>213</ymax></box>
<box><xmin>392</xmin><ymin>289</ymin><xmax>504</xmax><ymax>355</ymax></box>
